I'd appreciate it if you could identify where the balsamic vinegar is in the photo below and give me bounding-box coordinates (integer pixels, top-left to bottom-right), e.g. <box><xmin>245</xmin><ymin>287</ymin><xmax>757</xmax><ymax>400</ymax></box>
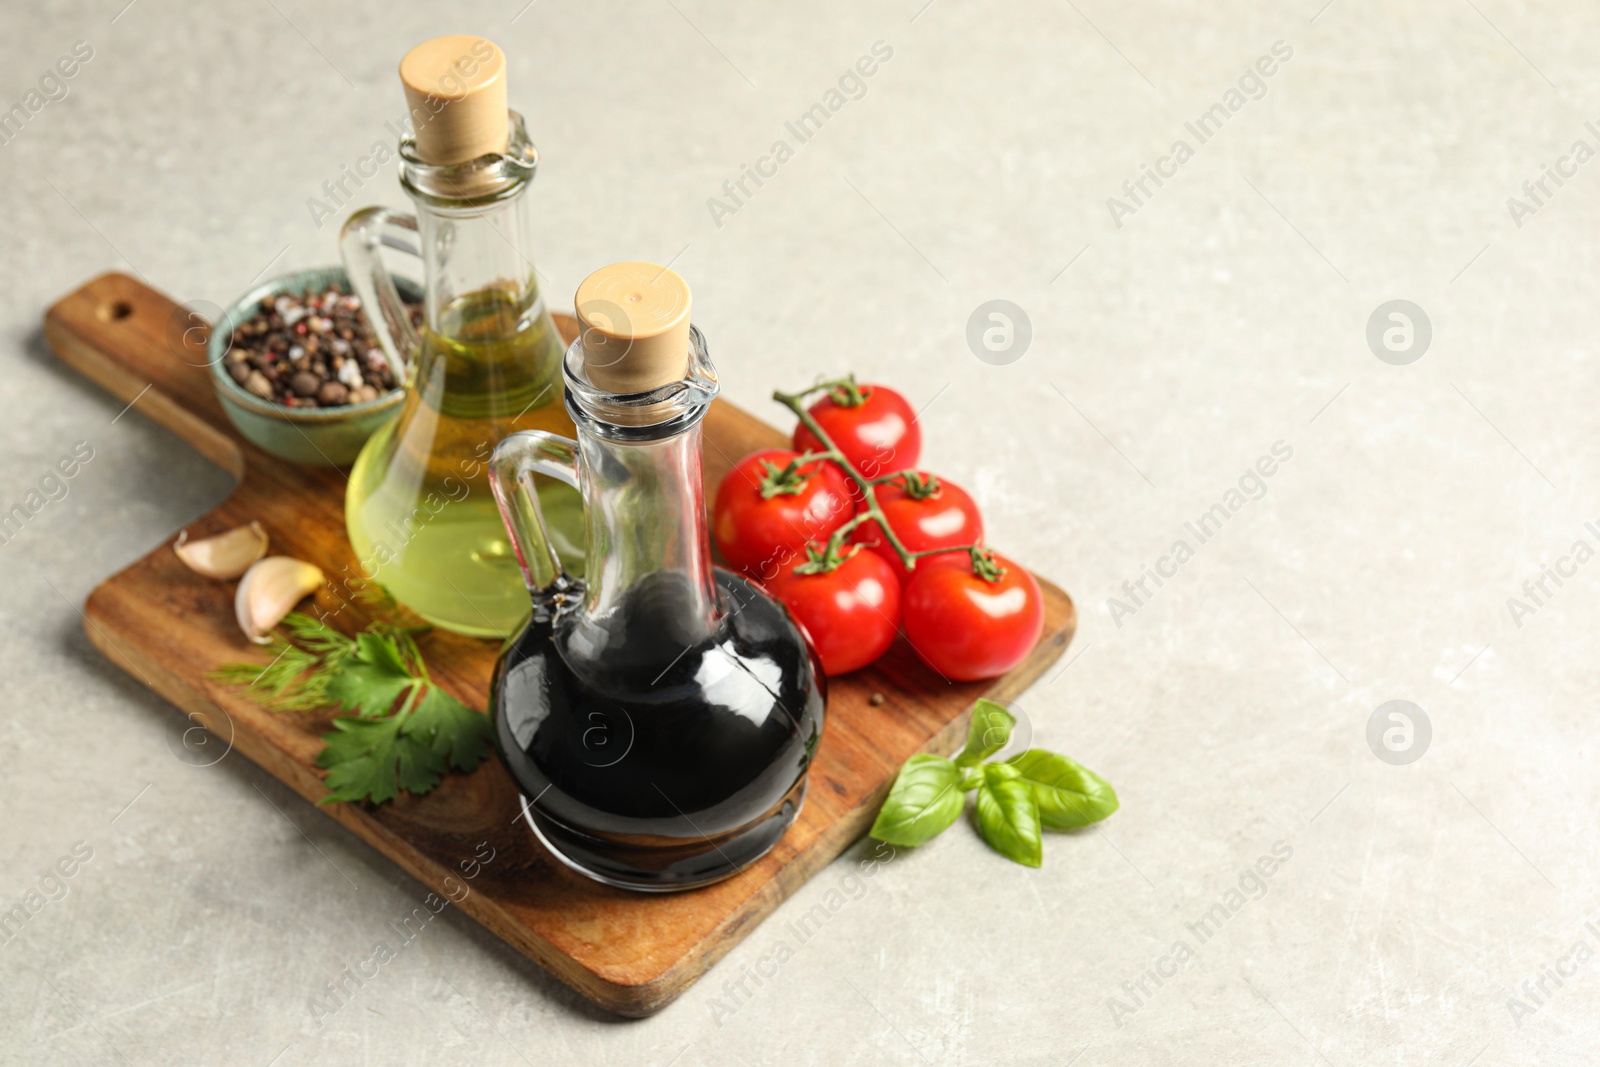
<box><xmin>493</xmin><ymin>569</ymin><xmax>824</xmax><ymax>890</ymax></box>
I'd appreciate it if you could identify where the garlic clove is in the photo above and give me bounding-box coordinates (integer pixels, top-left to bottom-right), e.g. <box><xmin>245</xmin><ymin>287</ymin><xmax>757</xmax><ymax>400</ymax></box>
<box><xmin>174</xmin><ymin>521</ymin><xmax>269</xmax><ymax>579</ymax></box>
<box><xmin>235</xmin><ymin>556</ymin><xmax>324</xmax><ymax>644</ymax></box>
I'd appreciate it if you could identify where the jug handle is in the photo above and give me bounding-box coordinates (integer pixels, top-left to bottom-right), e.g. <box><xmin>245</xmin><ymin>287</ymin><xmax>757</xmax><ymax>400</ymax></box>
<box><xmin>339</xmin><ymin>206</ymin><xmax>422</xmax><ymax>383</ymax></box>
<box><xmin>490</xmin><ymin>430</ymin><xmax>581</xmax><ymax>592</ymax></box>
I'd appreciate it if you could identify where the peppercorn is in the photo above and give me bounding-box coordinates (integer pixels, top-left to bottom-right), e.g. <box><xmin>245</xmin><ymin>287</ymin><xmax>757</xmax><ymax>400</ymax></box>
<box><xmin>224</xmin><ymin>284</ymin><xmax>419</xmax><ymax>408</ymax></box>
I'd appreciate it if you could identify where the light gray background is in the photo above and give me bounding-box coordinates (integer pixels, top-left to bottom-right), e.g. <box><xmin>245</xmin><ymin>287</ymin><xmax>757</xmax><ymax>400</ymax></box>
<box><xmin>1</xmin><ymin>0</ymin><xmax>1595</xmax><ymax>1064</ymax></box>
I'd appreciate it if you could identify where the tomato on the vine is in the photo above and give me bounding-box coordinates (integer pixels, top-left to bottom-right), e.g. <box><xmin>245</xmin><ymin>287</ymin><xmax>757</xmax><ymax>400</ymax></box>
<box><xmin>791</xmin><ymin>381</ymin><xmax>920</xmax><ymax>480</ymax></box>
<box><xmin>852</xmin><ymin>472</ymin><xmax>984</xmax><ymax>585</ymax></box>
<box><xmin>764</xmin><ymin>546</ymin><xmax>901</xmax><ymax>676</ymax></box>
<box><xmin>902</xmin><ymin>549</ymin><xmax>1042</xmax><ymax>681</ymax></box>
<box><xmin>713</xmin><ymin>449</ymin><xmax>855</xmax><ymax>581</ymax></box>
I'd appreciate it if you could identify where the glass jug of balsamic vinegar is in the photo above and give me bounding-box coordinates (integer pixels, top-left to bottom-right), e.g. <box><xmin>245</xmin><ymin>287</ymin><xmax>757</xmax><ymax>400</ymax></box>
<box><xmin>340</xmin><ymin>36</ymin><xmax>583</xmax><ymax>637</ymax></box>
<box><xmin>489</xmin><ymin>262</ymin><xmax>825</xmax><ymax>892</ymax></box>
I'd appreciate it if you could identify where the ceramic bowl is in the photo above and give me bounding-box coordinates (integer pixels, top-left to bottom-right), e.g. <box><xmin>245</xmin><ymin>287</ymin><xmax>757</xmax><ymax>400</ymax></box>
<box><xmin>207</xmin><ymin>266</ymin><xmax>417</xmax><ymax>466</ymax></box>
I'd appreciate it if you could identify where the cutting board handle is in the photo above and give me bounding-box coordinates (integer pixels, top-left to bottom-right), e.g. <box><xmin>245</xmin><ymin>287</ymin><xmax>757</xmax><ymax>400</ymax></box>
<box><xmin>45</xmin><ymin>272</ymin><xmax>246</xmax><ymax>478</ymax></box>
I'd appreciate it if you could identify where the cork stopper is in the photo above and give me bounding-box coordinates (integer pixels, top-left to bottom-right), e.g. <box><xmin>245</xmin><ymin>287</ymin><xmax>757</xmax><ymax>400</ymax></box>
<box><xmin>575</xmin><ymin>262</ymin><xmax>693</xmax><ymax>395</ymax></box>
<box><xmin>399</xmin><ymin>36</ymin><xmax>509</xmax><ymax>165</ymax></box>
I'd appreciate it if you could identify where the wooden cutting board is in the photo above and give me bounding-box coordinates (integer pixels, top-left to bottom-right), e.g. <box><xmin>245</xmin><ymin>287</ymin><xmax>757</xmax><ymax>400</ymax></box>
<box><xmin>45</xmin><ymin>272</ymin><xmax>1077</xmax><ymax>1016</ymax></box>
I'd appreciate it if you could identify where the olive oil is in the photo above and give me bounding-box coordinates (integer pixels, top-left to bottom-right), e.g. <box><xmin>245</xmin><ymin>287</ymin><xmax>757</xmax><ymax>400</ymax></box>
<box><xmin>345</xmin><ymin>287</ymin><xmax>585</xmax><ymax>637</ymax></box>
<box><xmin>339</xmin><ymin>38</ymin><xmax>581</xmax><ymax>637</ymax></box>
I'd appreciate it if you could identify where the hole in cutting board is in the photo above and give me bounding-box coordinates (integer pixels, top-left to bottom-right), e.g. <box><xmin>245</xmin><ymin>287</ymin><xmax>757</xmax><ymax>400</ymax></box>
<box><xmin>99</xmin><ymin>300</ymin><xmax>134</xmax><ymax>322</ymax></box>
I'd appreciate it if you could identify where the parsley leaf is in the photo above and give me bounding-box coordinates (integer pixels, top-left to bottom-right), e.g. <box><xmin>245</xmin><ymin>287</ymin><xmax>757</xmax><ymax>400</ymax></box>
<box><xmin>212</xmin><ymin>586</ymin><xmax>495</xmax><ymax>807</ymax></box>
<box><xmin>316</xmin><ymin>713</ymin><xmax>446</xmax><ymax>806</ymax></box>
<box><xmin>327</xmin><ymin>632</ymin><xmax>416</xmax><ymax>718</ymax></box>
<box><xmin>406</xmin><ymin>685</ymin><xmax>495</xmax><ymax>771</ymax></box>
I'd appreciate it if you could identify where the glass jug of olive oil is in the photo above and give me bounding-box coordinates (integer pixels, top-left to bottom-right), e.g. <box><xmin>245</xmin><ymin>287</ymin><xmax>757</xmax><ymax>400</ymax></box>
<box><xmin>339</xmin><ymin>36</ymin><xmax>583</xmax><ymax>636</ymax></box>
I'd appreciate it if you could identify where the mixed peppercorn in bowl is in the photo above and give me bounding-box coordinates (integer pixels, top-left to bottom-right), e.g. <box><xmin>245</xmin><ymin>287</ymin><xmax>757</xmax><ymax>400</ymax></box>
<box><xmin>207</xmin><ymin>266</ymin><xmax>421</xmax><ymax>466</ymax></box>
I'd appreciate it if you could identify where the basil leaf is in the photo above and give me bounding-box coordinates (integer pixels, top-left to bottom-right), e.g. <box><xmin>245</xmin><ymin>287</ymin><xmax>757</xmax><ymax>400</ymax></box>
<box><xmin>870</xmin><ymin>754</ymin><xmax>966</xmax><ymax>847</ymax></box>
<box><xmin>1009</xmin><ymin>749</ymin><xmax>1119</xmax><ymax>830</ymax></box>
<box><xmin>955</xmin><ymin>699</ymin><xmax>1016</xmax><ymax>767</ymax></box>
<box><xmin>974</xmin><ymin>763</ymin><xmax>1042</xmax><ymax>867</ymax></box>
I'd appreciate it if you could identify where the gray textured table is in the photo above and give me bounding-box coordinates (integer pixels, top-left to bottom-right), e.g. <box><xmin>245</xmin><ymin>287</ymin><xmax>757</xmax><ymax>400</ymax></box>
<box><xmin>2</xmin><ymin>1</ymin><xmax>1594</xmax><ymax>1064</ymax></box>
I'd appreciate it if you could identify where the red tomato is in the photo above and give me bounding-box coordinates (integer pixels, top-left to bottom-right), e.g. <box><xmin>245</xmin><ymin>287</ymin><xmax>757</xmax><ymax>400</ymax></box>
<box><xmin>792</xmin><ymin>384</ymin><xmax>921</xmax><ymax>481</ymax></box>
<box><xmin>853</xmin><ymin>473</ymin><xmax>984</xmax><ymax>585</ymax></box>
<box><xmin>713</xmin><ymin>449</ymin><xmax>855</xmax><ymax>581</ymax></box>
<box><xmin>764</xmin><ymin>548</ymin><xmax>902</xmax><ymax>676</ymax></box>
<box><xmin>902</xmin><ymin>550</ymin><xmax>1042</xmax><ymax>681</ymax></box>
